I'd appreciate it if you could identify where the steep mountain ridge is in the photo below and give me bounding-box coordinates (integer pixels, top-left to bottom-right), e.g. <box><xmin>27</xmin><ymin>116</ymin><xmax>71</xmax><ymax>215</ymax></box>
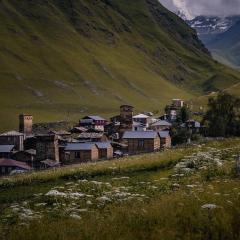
<box><xmin>0</xmin><ymin>0</ymin><xmax>239</xmax><ymax>130</ymax></box>
<box><xmin>207</xmin><ymin>20</ymin><xmax>240</xmax><ymax>68</ymax></box>
<box><xmin>186</xmin><ymin>15</ymin><xmax>240</xmax><ymax>68</ymax></box>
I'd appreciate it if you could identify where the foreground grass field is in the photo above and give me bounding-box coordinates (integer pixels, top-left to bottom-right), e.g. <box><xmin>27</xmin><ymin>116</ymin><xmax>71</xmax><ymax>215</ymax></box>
<box><xmin>1</xmin><ymin>139</ymin><xmax>240</xmax><ymax>240</ymax></box>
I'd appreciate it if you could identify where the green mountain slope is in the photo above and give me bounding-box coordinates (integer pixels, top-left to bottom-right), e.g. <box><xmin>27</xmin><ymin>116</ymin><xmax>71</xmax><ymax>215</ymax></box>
<box><xmin>0</xmin><ymin>0</ymin><xmax>240</xmax><ymax>130</ymax></box>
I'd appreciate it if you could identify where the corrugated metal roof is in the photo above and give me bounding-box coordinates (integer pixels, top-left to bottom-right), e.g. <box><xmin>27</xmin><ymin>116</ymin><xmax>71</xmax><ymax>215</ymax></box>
<box><xmin>0</xmin><ymin>145</ymin><xmax>14</xmax><ymax>153</ymax></box>
<box><xmin>123</xmin><ymin>131</ymin><xmax>158</xmax><ymax>139</ymax></box>
<box><xmin>158</xmin><ymin>131</ymin><xmax>170</xmax><ymax>138</ymax></box>
<box><xmin>0</xmin><ymin>158</ymin><xmax>31</xmax><ymax>170</ymax></box>
<box><xmin>152</xmin><ymin>120</ymin><xmax>172</xmax><ymax>127</ymax></box>
<box><xmin>65</xmin><ymin>143</ymin><xmax>96</xmax><ymax>151</ymax></box>
<box><xmin>0</xmin><ymin>131</ymin><xmax>24</xmax><ymax>136</ymax></box>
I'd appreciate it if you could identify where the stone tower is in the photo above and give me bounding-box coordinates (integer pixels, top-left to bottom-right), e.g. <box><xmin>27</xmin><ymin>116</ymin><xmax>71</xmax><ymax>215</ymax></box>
<box><xmin>19</xmin><ymin>114</ymin><xmax>33</xmax><ymax>136</ymax></box>
<box><xmin>36</xmin><ymin>134</ymin><xmax>59</xmax><ymax>162</ymax></box>
<box><xmin>119</xmin><ymin>105</ymin><xmax>134</xmax><ymax>135</ymax></box>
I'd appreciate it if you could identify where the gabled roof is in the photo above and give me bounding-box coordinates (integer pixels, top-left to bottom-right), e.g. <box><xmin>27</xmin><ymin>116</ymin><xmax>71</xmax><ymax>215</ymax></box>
<box><xmin>84</xmin><ymin>116</ymin><xmax>106</xmax><ymax>121</ymax></box>
<box><xmin>93</xmin><ymin>142</ymin><xmax>112</xmax><ymax>149</ymax></box>
<box><xmin>123</xmin><ymin>131</ymin><xmax>158</xmax><ymax>139</ymax></box>
<box><xmin>151</xmin><ymin>120</ymin><xmax>172</xmax><ymax>127</ymax></box>
<box><xmin>0</xmin><ymin>158</ymin><xmax>31</xmax><ymax>170</ymax></box>
<box><xmin>0</xmin><ymin>131</ymin><xmax>24</xmax><ymax>136</ymax></box>
<box><xmin>0</xmin><ymin>145</ymin><xmax>14</xmax><ymax>153</ymax></box>
<box><xmin>158</xmin><ymin>131</ymin><xmax>170</xmax><ymax>138</ymax></box>
<box><xmin>65</xmin><ymin>143</ymin><xmax>97</xmax><ymax>151</ymax></box>
<box><xmin>133</xmin><ymin>114</ymin><xmax>149</xmax><ymax>119</ymax></box>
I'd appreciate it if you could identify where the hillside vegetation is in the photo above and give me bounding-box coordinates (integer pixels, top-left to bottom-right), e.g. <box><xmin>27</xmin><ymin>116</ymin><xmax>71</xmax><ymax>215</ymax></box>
<box><xmin>1</xmin><ymin>0</ymin><xmax>240</xmax><ymax>130</ymax></box>
<box><xmin>1</xmin><ymin>139</ymin><xmax>240</xmax><ymax>239</ymax></box>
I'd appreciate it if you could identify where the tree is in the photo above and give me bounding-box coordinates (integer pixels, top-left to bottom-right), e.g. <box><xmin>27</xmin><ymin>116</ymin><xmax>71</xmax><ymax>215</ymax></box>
<box><xmin>177</xmin><ymin>106</ymin><xmax>191</xmax><ymax>124</ymax></box>
<box><xmin>203</xmin><ymin>92</ymin><xmax>240</xmax><ymax>137</ymax></box>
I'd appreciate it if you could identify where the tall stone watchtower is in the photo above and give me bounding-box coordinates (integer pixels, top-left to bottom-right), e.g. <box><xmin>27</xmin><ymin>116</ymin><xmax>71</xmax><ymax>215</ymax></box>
<box><xmin>120</xmin><ymin>105</ymin><xmax>134</xmax><ymax>123</ymax></box>
<box><xmin>36</xmin><ymin>134</ymin><xmax>59</xmax><ymax>162</ymax></box>
<box><xmin>19</xmin><ymin>114</ymin><xmax>33</xmax><ymax>136</ymax></box>
<box><xmin>119</xmin><ymin>105</ymin><xmax>134</xmax><ymax>135</ymax></box>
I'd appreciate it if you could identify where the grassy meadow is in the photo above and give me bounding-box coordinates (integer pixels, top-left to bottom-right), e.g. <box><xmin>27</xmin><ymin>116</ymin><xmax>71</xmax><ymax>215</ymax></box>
<box><xmin>1</xmin><ymin>138</ymin><xmax>240</xmax><ymax>240</ymax></box>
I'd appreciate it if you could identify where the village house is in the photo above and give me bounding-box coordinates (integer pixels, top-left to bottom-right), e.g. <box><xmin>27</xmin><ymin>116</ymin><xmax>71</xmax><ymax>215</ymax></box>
<box><xmin>79</xmin><ymin>116</ymin><xmax>107</xmax><ymax>132</ymax></box>
<box><xmin>94</xmin><ymin>142</ymin><xmax>113</xmax><ymax>159</ymax></box>
<box><xmin>172</xmin><ymin>99</ymin><xmax>185</xmax><ymax>108</ymax></box>
<box><xmin>164</xmin><ymin>99</ymin><xmax>186</xmax><ymax>122</ymax></box>
<box><xmin>0</xmin><ymin>158</ymin><xmax>31</xmax><ymax>175</ymax></box>
<box><xmin>0</xmin><ymin>131</ymin><xmax>25</xmax><ymax>151</ymax></box>
<box><xmin>150</xmin><ymin>120</ymin><xmax>172</xmax><ymax>131</ymax></box>
<box><xmin>0</xmin><ymin>145</ymin><xmax>15</xmax><ymax>158</ymax></box>
<box><xmin>12</xmin><ymin>149</ymin><xmax>36</xmax><ymax>167</ymax></box>
<box><xmin>63</xmin><ymin>143</ymin><xmax>99</xmax><ymax>163</ymax></box>
<box><xmin>122</xmin><ymin>131</ymin><xmax>161</xmax><ymax>154</ymax></box>
<box><xmin>159</xmin><ymin>131</ymin><xmax>172</xmax><ymax>149</ymax></box>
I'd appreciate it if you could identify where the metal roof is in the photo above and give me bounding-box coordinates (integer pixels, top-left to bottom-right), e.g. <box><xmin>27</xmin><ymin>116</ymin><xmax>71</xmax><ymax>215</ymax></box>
<box><xmin>0</xmin><ymin>145</ymin><xmax>14</xmax><ymax>153</ymax></box>
<box><xmin>0</xmin><ymin>158</ymin><xmax>31</xmax><ymax>170</ymax></box>
<box><xmin>158</xmin><ymin>131</ymin><xmax>170</xmax><ymax>138</ymax></box>
<box><xmin>133</xmin><ymin>114</ymin><xmax>149</xmax><ymax>119</ymax></box>
<box><xmin>93</xmin><ymin>142</ymin><xmax>112</xmax><ymax>149</ymax></box>
<box><xmin>85</xmin><ymin>116</ymin><xmax>106</xmax><ymax>121</ymax></box>
<box><xmin>65</xmin><ymin>143</ymin><xmax>97</xmax><ymax>151</ymax></box>
<box><xmin>0</xmin><ymin>131</ymin><xmax>24</xmax><ymax>136</ymax></box>
<box><xmin>152</xmin><ymin>120</ymin><xmax>172</xmax><ymax>127</ymax></box>
<box><xmin>123</xmin><ymin>131</ymin><xmax>158</xmax><ymax>139</ymax></box>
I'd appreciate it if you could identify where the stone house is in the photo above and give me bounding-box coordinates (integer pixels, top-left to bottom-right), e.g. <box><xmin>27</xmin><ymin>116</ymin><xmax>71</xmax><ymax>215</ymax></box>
<box><xmin>12</xmin><ymin>149</ymin><xmax>36</xmax><ymax>167</ymax></box>
<box><xmin>94</xmin><ymin>142</ymin><xmax>113</xmax><ymax>159</ymax></box>
<box><xmin>63</xmin><ymin>143</ymin><xmax>99</xmax><ymax>163</ymax></box>
<box><xmin>79</xmin><ymin>116</ymin><xmax>107</xmax><ymax>132</ymax></box>
<box><xmin>122</xmin><ymin>131</ymin><xmax>161</xmax><ymax>154</ymax></box>
<box><xmin>159</xmin><ymin>131</ymin><xmax>171</xmax><ymax>149</ymax></box>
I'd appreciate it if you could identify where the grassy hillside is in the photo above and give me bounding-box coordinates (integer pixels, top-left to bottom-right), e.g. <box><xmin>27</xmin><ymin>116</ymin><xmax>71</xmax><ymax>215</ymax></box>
<box><xmin>0</xmin><ymin>0</ymin><xmax>240</xmax><ymax>130</ymax></box>
<box><xmin>1</xmin><ymin>138</ymin><xmax>240</xmax><ymax>239</ymax></box>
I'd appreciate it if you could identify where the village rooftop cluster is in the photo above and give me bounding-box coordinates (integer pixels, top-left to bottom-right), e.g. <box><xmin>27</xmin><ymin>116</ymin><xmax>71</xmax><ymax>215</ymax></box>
<box><xmin>0</xmin><ymin>99</ymin><xmax>201</xmax><ymax>175</ymax></box>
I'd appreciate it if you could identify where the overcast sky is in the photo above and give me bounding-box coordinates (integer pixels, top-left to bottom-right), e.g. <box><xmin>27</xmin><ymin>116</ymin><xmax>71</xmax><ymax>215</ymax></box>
<box><xmin>159</xmin><ymin>0</ymin><xmax>240</xmax><ymax>19</ymax></box>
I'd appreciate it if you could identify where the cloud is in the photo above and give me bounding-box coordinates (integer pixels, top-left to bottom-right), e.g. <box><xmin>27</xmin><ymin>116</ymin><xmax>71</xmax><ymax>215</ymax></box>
<box><xmin>159</xmin><ymin>0</ymin><xmax>240</xmax><ymax>18</ymax></box>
